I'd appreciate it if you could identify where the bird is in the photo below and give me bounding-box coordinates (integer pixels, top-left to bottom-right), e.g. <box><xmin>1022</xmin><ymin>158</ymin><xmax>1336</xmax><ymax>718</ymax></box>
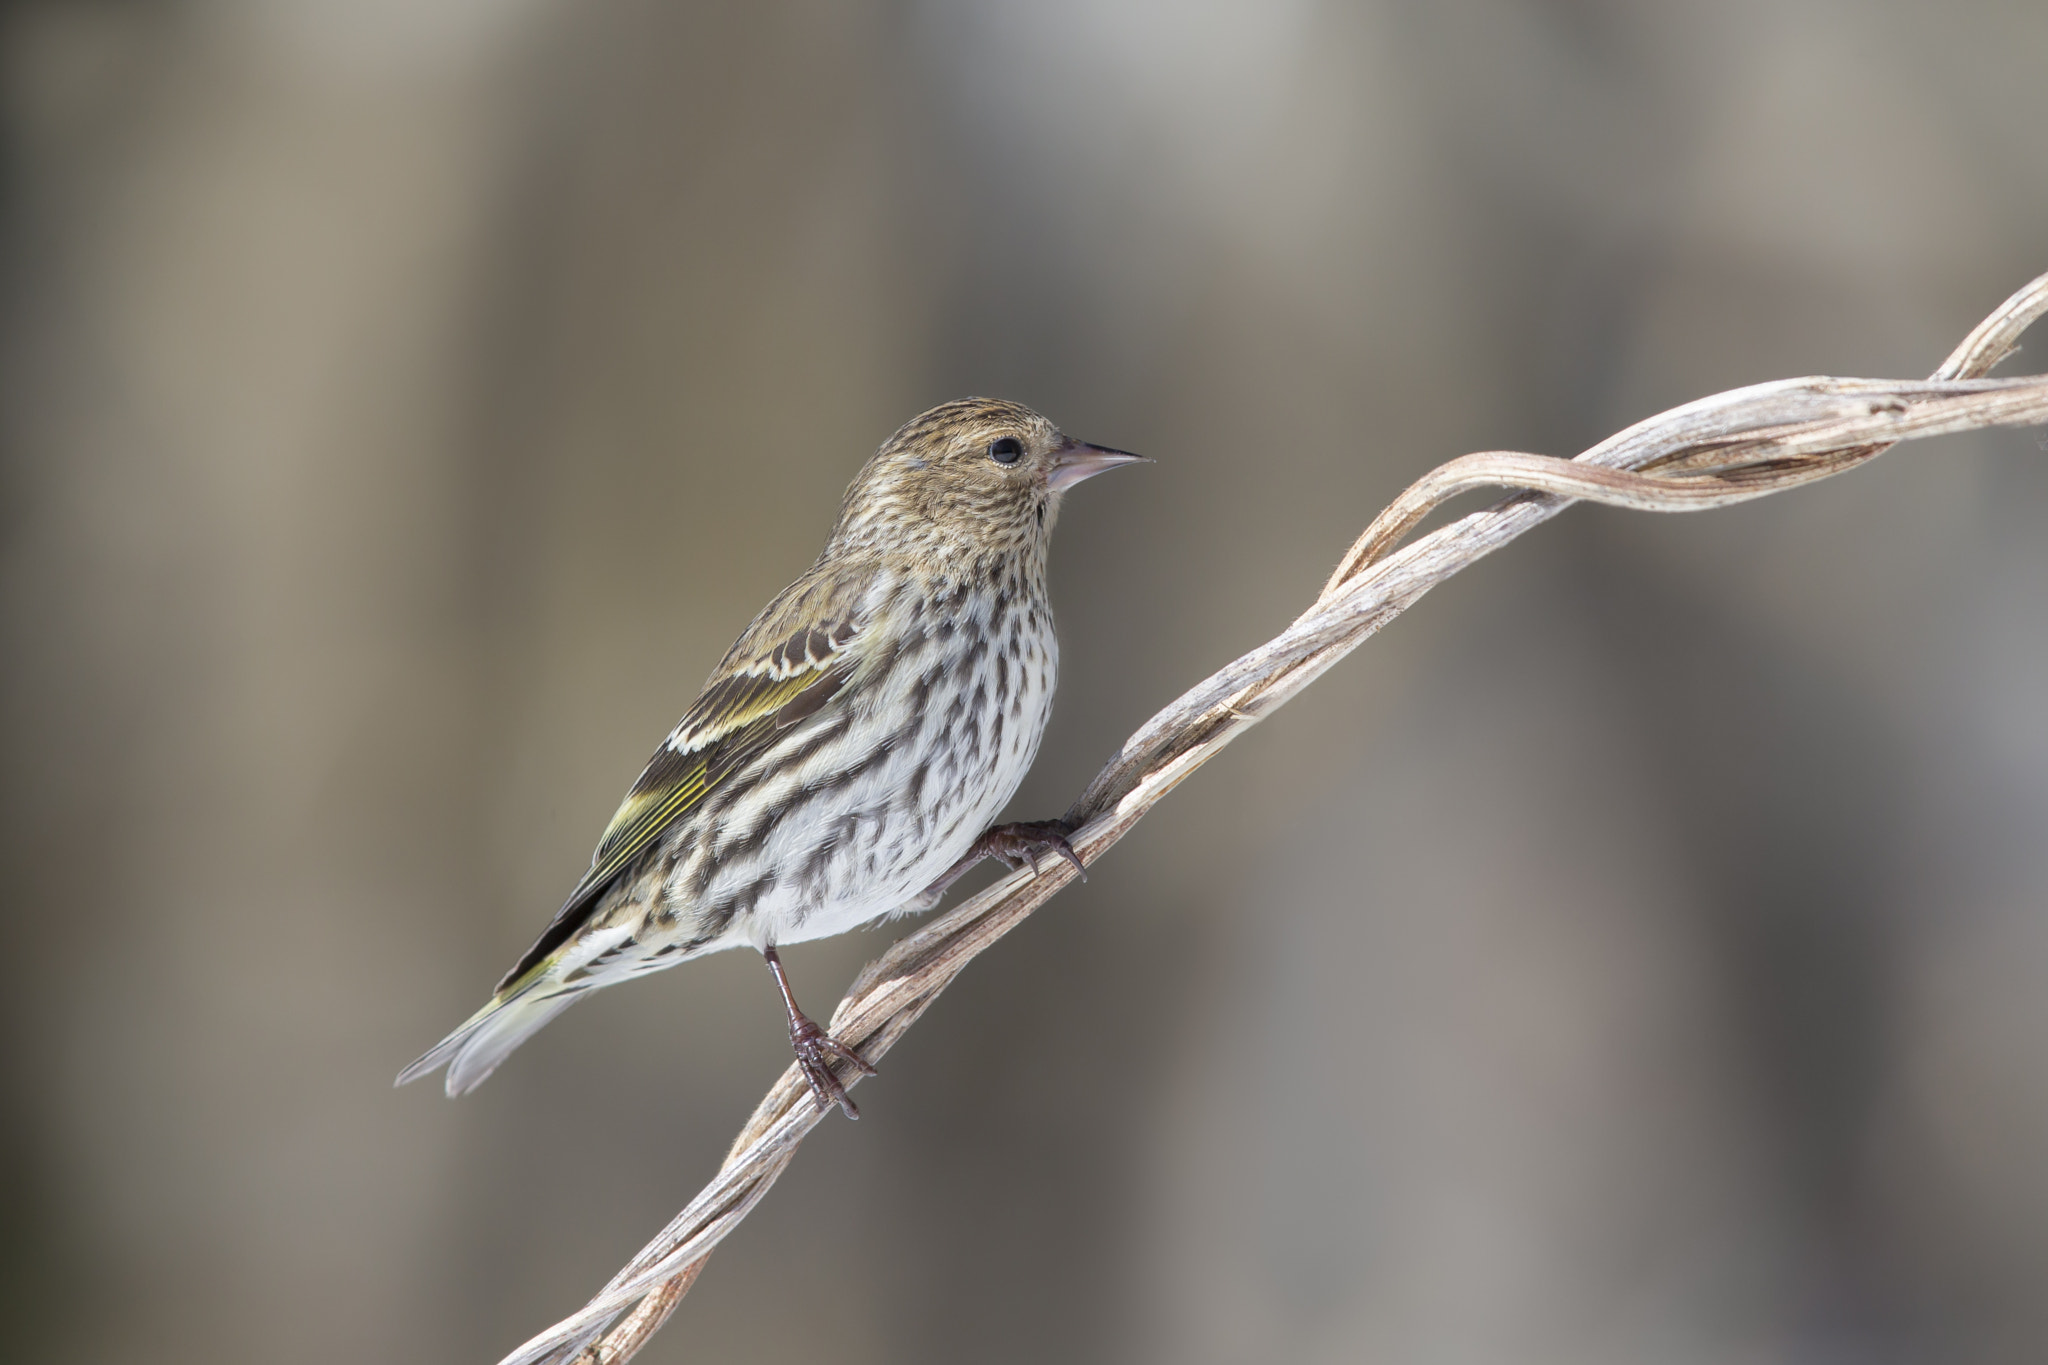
<box><xmin>397</xmin><ymin>398</ymin><xmax>1144</xmax><ymax>1117</ymax></box>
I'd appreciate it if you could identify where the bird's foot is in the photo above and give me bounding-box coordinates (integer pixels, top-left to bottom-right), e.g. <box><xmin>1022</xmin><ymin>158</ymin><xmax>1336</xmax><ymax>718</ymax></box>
<box><xmin>790</xmin><ymin>1014</ymin><xmax>877</xmax><ymax>1119</ymax></box>
<box><xmin>976</xmin><ymin>819</ymin><xmax>1086</xmax><ymax>880</ymax></box>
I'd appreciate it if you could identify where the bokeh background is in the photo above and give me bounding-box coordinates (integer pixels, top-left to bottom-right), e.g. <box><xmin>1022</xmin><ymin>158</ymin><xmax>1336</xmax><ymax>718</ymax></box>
<box><xmin>5</xmin><ymin>3</ymin><xmax>2048</xmax><ymax>1362</ymax></box>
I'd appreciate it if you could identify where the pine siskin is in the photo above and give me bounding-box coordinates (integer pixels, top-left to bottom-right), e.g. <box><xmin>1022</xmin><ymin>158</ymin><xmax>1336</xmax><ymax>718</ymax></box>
<box><xmin>398</xmin><ymin>398</ymin><xmax>1144</xmax><ymax>1116</ymax></box>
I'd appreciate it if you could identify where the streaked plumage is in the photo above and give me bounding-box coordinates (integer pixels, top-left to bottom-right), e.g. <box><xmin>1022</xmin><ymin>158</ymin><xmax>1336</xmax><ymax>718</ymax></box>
<box><xmin>398</xmin><ymin>398</ymin><xmax>1142</xmax><ymax>1113</ymax></box>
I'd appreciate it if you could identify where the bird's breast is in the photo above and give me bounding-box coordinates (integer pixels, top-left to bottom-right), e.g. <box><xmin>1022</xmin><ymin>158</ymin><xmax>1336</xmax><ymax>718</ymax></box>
<box><xmin>681</xmin><ymin>577</ymin><xmax>1060</xmax><ymax>947</ymax></box>
<box><xmin>896</xmin><ymin>576</ymin><xmax>1059</xmax><ymax>829</ymax></box>
<box><xmin>859</xmin><ymin>575</ymin><xmax>1060</xmax><ymax>873</ymax></box>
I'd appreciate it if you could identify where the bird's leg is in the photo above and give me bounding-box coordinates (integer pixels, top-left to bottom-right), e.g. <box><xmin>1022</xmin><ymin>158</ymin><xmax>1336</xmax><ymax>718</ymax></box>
<box><xmin>975</xmin><ymin>818</ymin><xmax>1086</xmax><ymax>878</ymax></box>
<box><xmin>906</xmin><ymin>818</ymin><xmax>1086</xmax><ymax>914</ymax></box>
<box><xmin>763</xmin><ymin>945</ymin><xmax>876</xmax><ymax>1120</ymax></box>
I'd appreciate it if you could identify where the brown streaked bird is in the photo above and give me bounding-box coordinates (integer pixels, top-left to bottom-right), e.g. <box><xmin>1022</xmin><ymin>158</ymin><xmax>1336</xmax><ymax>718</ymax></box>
<box><xmin>398</xmin><ymin>398</ymin><xmax>1145</xmax><ymax>1116</ymax></box>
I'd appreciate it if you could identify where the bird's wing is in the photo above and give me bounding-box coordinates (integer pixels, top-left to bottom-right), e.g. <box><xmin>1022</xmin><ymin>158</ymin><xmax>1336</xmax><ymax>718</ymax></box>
<box><xmin>495</xmin><ymin>581</ymin><xmax>864</xmax><ymax>991</ymax></box>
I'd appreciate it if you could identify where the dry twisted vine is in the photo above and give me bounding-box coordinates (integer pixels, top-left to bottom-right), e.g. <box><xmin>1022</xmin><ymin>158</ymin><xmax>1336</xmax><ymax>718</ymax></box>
<box><xmin>504</xmin><ymin>272</ymin><xmax>2048</xmax><ymax>1365</ymax></box>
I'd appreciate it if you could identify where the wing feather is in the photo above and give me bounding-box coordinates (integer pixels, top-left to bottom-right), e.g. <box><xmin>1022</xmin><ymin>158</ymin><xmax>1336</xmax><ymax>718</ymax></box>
<box><xmin>494</xmin><ymin>609</ymin><xmax>858</xmax><ymax>991</ymax></box>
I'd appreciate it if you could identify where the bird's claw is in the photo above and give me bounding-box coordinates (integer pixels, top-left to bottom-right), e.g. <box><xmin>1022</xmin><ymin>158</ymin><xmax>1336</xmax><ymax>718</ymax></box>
<box><xmin>790</xmin><ymin>1016</ymin><xmax>876</xmax><ymax>1119</ymax></box>
<box><xmin>978</xmin><ymin>819</ymin><xmax>1086</xmax><ymax>882</ymax></box>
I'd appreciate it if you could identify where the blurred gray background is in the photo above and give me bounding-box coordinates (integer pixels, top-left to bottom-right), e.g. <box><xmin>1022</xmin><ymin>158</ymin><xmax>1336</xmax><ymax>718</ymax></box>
<box><xmin>4</xmin><ymin>2</ymin><xmax>2047</xmax><ymax>1362</ymax></box>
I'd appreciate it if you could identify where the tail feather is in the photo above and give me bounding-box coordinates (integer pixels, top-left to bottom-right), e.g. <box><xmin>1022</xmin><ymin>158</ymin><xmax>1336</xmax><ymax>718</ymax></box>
<box><xmin>396</xmin><ymin>986</ymin><xmax>581</xmax><ymax>1097</ymax></box>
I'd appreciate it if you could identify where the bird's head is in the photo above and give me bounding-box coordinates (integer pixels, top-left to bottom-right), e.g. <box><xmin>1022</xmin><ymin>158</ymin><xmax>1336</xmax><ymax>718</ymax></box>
<box><xmin>825</xmin><ymin>398</ymin><xmax>1144</xmax><ymax>564</ymax></box>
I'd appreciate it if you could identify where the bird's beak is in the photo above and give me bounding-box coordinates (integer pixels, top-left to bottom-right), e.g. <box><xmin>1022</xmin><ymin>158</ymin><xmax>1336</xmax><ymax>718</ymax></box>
<box><xmin>1047</xmin><ymin>439</ymin><xmax>1148</xmax><ymax>492</ymax></box>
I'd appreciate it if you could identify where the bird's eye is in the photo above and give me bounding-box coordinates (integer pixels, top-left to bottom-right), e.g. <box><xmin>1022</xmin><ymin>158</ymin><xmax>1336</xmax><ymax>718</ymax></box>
<box><xmin>987</xmin><ymin>436</ymin><xmax>1023</xmax><ymax>465</ymax></box>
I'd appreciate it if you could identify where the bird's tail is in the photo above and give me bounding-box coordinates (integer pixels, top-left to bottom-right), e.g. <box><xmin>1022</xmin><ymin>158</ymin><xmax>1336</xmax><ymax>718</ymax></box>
<box><xmin>396</xmin><ymin>977</ymin><xmax>581</xmax><ymax>1097</ymax></box>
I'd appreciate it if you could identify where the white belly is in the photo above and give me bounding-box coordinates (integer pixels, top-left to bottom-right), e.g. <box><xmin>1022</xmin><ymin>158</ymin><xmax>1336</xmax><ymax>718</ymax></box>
<box><xmin>685</xmin><ymin>583</ymin><xmax>1059</xmax><ymax>950</ymax></box>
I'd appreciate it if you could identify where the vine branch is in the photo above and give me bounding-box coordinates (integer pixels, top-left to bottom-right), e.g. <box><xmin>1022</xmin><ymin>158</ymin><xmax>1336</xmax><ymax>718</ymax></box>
<box><xmin>499</xmin><ymin>272</ymin><xmax>2048</xmax><ymax>1365</ymax></box>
